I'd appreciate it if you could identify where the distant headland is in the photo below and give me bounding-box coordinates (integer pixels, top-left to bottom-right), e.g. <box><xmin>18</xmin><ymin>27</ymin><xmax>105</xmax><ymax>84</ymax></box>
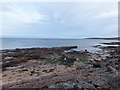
<box><xmin>85</xmin><ymin>37</ymin><xmax>120</xmax><ymax>40</ymax></box>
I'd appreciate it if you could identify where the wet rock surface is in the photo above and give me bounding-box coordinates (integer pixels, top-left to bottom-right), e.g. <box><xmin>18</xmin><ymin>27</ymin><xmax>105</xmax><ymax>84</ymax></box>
<box><xmin>1</xmin><ymin>45</ymin><xmax>120</xmax><ymax>89</ymax></box>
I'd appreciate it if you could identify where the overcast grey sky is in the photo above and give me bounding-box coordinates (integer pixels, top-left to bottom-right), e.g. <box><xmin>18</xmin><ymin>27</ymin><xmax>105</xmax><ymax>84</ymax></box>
<box><xmin>1</xmin><ymin>2</ymin><xmax>118</xmax><ymax>38</ymax></box>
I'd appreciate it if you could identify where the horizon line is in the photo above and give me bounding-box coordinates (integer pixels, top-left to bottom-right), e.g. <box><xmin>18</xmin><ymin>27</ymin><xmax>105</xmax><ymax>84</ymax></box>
<box><xmin>1</xmin><ymin>36</ymin><xmax>119</xmax><ymax>39</ymax></box>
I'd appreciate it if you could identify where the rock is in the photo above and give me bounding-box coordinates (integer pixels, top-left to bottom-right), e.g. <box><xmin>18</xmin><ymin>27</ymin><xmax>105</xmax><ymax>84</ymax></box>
<box><xmin>76</xmin><ymin>81</ymin><xmax>95</xmax><ymax>89</ymax></box>
<box><xmin>30</xmin><ymin>70</ymin><xmax>35</xmax><ymax>74</ymax></box>
<box><xmin>106</xmin><ymin>66</ymin><xmax>119</xmax><ymax>78</ymax></box>
<box><xmin>106</xmin><ymin>66</ymin><xmax>117</xmax><ymax>73</ymax></box>
<box><xmin>112</xmin><ymin>76</ymin><xmax>120</xmax><ymax>88</ymax></box>
<box><xmin>98</xmin><ymin>61</ymin><xmax>108</xmax><ymax>68</ymax></box>
<box><xmin>42</xmin><ymin>68</ymin><xmax>54</xmax><ymax>73</ymax></box>
<box><xmin>94</xmin><ymin>58</ymin><xmax>101</xmax><ymax>62</ymax></box>
<box><xmin>55</xmin><ymin>55</ymin><xmax>76</xmax><ymax>66</ymax></box>
<box><xmin>108</xmin><ymin>75</ymin><xmax>120</xmax><ymax>88</ymax></box>
<box><xmin>48</xmin><ymin>85</ymin><xmax>59</xmax><ymax>88</ymax></box>
<box><xmin>3</xmin><ymin>74</ymin><xmax>7</xmax><ymax>77</ymax></box>
<box><xmin>63</xmin><ymin>56</ymin><xmax>76</xmax><ymax>66</ymax></box>
<box><xmin>16</xmin><ymin>68</ymin><xmax>28</xmax><ymax>73</ymax></box>
<box><xmin>74</xmin><ymin>62</ymin><xmax>85</xmax><ymax>70</ymax></box>
<box><xmin>4</xmin><ymin>57</ymin><xmax>13</xmax><ymax>60</ymax></box>
<box><xmin>91</xmin><ymin>80</ymin><xmax>102</xmax><ymax>87</ymax></box>
<box><xmin>89</xmin><ymin>58</ymin><xmax>95</xmax><ymax>62</ymax></box>
<box><xmin>88</xmin><ymin>68</ymin><xmax>94</xmax><ymax>73</ymax></box>
<box><xmin>93</xmin><ymin>62</ymin><xmax>101</xmax><ymax>68</ymax></box>
<box><xmin>48</xmin><ymin>83</ymin><xmax>77</xmax><ymax>89</ymax></box>
<box><xmin>94</xmin><ymin>45</ymin><xmax>101</xmax><ymax>48</ymax></box>
<box><xmin>85</xmin><ymin>49</ymin><xmax>89</xmax><ymax>53</ymax></box>
<box><xmin>22</xmin><ymin>68</ymin><xmax>28</xmax><ymax>71</ymax></box>
<box><xmin>76</xmin><ymin>83</ymin><xmax>83</xmax><ymax>89</ymax></box>
<box><xmin>56</xmin><ymin>65</ymin><xmax>66</xmax><ymax>71</ymax></box>
<box><xmin>59</xmin><ymin>46</ymin><xmax>78</xmax><ymax>50</ymax></box>
<box><xmin>49</xmin><ymin>68</ymin><xmax>54</xmax><ymax>72</ymax></box>
<box><xmin>91</xmin><ymin>80</ymin><xmax>108</xmax><ymax>88</ymax></box>
<box><xmin>63</xmin><ymin>83</ymin><xmax>77</xmax><ymax>89</ymax></box>
<box><xmin>5</xmin><ymin>66</ymin><xmax>18</xmax><ymax>70</ymax></box>
<box><xmin>55</xmin><ymin>56</ymin><xmax>64</xmax><ymax>62</ymax></box>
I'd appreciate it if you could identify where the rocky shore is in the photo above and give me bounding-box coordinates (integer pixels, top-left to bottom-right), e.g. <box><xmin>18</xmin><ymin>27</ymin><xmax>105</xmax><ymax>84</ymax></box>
<box><xmin>1</xmin><ymin>44</ymin><xmax>120</xmax><ymax>90</ymax></box>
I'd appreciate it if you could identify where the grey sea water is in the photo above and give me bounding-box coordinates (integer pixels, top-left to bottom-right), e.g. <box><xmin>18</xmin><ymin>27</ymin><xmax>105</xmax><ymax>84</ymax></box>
<box><xmin>0</xmin><ymin>38</ymin><xmax>118</xmax><ymax>52</ymax></box>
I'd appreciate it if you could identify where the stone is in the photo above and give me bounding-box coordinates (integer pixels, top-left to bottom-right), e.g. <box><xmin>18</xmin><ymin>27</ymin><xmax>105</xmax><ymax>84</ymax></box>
<box><xmin>42</xmin><ymin>68</ymin><xmax>54</xmax><ymax>73</ymax></box>
<box><xmin>106</xmin><ymin>66</ymin><xmax>117</xmax><ymax>73</ymax></box>
<box><xmin>94</xmin><ymin>45</ymin><xmax>101</xmax><ymax>48</ymax></box>
<box><xmin>22</xmin><ymin>68</ymin><xmax>28</xmax><ymax>71</ymax></box>
<box><xmin>63</xmin><ymin>83</ymin><xmax>77</xmax><ymax>89</ymax></box>
<box><xmin>94</xmin><ymin>59</ymin><xmax>101</xmax><ymax>62</ymax></box>
<box><xmin>30</xmin><ymin>70</ymin><xmax>35</xmax><ymax>74</ymax></box>
<box><xmin>76</xmin><ymin>81</ymin><xmax>95</xmax><ymax>89</ymax></box>
<box><xmin>49</xmin><ymin>68</ymin><xmax>54</xmax><ymax>72</ymax></box>
<box><xmin>91</xmin><ymin>80</ymin><xmax>107</xmax><ymax>88</ymax></box>
<box><xmin>93</xmin><ymin>62</ymin><xmax>101</xmax><ymax>68</ymax></box>
<box><xmin>48</xmin><ymin>85</ymin><xmax>58</xmax><ymax>88</ymax></box>
<box><xmin>63</xmin><ymin>56</ymin><xmax>76</xmax><ymax>66</ymax></box>
<box><xmin>15</xmin><ymin>68</ymin><xmax>28</xmax><ymax>73</ymax></box>
<box><xmin>59</xmin><ymin>46</ymin><xmax>78</xmax><ymax>50</ymax></box>
<box><xmin>3</xmin><ymin>74</ymin><xmax>7</xmax><ymax>77</ymax></box>
<box><xmin>76</xmin><ymin>83</ymin><xmax>83</xmax><ymax>89</ymax></box>
<box><xmin>56</xmin><ymin>65</ymin><xmax>66</xmax><ymax>71</ymax></box>
<box><xmin>48</xmin><ymin>83</ymin><xmax>77</xmax><ymax>89</ymax></box>
<box><xmin>4</xmin><ymin>57</ymin><xmax>13</xmax><ymax>60</ymax></box>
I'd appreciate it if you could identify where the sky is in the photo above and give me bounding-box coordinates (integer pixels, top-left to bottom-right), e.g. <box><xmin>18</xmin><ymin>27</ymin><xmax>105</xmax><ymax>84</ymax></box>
<box><xmin>1</xmin><ymin>2</ymin><xmax>118</xmax><ymax>38</ymax></box>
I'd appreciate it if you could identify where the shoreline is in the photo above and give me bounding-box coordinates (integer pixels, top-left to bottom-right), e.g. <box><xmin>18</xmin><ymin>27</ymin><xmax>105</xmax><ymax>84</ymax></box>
<box><xmin>1</xmin><ymin>43</ymin><xmax>120</xmax><ymax>89</ymax></box>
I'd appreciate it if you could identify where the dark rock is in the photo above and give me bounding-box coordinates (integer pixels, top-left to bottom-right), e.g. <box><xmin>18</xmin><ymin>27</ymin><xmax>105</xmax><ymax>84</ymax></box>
<box><xmin>101</xmin><ymin>42</ymin><xmax>120</xmax><ymax>45</ymax></box>
<box><xmin>49</xmin><ymin>68</ymin><xmax>54</xmax><ymax>72</ymax></box>
<box><xmin>94</xmin><ymin>45</ymin><xmax>101</xmax><ymax>48</ymax></box>
<box><xmin>42</xmin><ymin>70</ymin><xmax>48</xmax><ymax>73</ymax></box>
<box><xmin>22</xmin><ymin>68</ymin><xmax>28</xmax><ymax>71</ymax></box>
<box><xmin>59</xmin><ymin>46</ymin><xmax>78</xmax><ymax>50</ymax></box>
<box><xmin>106</xmin><ymin>66</ymin><xmax>117</xmax><ymax>73</ymax></box>
<box><xmin>48</xmin><ymin>85</ymin><xmax>60</xmax><ymax>88</ymax></box>
<box><xmin>76</xmin><ymin>81</ymin><xmax>95</xmax><ymax>89</ymax></box>
<box><xmin>48</xmin><ymin>83</ymin><xmax>77</xmax><ymax>89</ymax></box>
<box><xmin>107</xmin><ymin>75</ymin><xmax>120</xmax><ymax>88</ymax></box>
<box><xmin>30</xmin><ymin>70</ymin><xmax>35</xmax><ymax>74</ymax></box>
<box><xmin>4</xmin><ymin>57</ymin><xmax>13</xmax><ymax>60</ymax></box>
<box><xmin>91</xmin><ymin>80</ymin><xmax>109</xmax><ymax>88</ymax></box>
<box><xmin>63</xmin><ymin>83</ymin><xmax>78</xmax><ymax>89</ymax></box>
<box><xmin>3</xmin><ymin>74</ymin><xmax>7</xmax><ymax>77</ymax></box>
<box><xmin>63</xmin><ymin>56</ymin><xmax>76</xmax><ymax>66</ymax></box>
<box><xmin>76</xmin><ymin>83</ymin><xmax>83</xmax><ymax>89</ymax></box>
<box><xmin>15</xmin><ymin>68</ymin><xmax>28</xmax><ymax>73</ymax></box>
<box><xmin>85</xmin><ymin>49</ymin><xmax>89</xmax><ymax>53</ymax></box>
<box><xmin>93</xmin><ymin>62</ymin><xmax>101</xmax><ymax>68</ymax></box>
<box><xmin>42</xmin><ymin>68</ymin><xmax>54</xmax><ymax>73</ymax></box>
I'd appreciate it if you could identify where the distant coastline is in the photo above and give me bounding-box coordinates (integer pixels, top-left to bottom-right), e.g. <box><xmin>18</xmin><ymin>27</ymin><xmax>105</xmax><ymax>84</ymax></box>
<box><xmin>85</xmin><ymin>37</ymin><xmax>120</xmax><ymax>40</ymax></box>
<box><xmin>1</xmin><ymin>37</ymin><xmax>120</xmax><ymax>40</ymax></box>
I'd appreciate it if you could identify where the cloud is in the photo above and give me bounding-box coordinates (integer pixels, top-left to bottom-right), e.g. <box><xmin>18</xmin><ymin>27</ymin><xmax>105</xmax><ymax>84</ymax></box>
<box><xmin>103</xmin><ymin>24</ymin><xmax>118</xmax><ymax>33</ymax></box>
<box><xmin>1</xmin><ymin>2</ymin><xmax>118</xmax><ymax>38</ymax></box>
<box><xmin>2</xmin><ymin>4</ymin><xmax>46</xmax><ymax>24</ymax></box>
<box><xmin>93</xmin><ymin>10</ymin><xmax>118</xmax><ymax>19</ymax></box>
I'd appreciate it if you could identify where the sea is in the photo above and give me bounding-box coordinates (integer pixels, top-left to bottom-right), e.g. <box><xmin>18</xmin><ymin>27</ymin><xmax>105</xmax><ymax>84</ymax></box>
<box><xmin>0</xmin><ymin>38</ymin><xmax>118</xmax><ymax>52</ymax></box>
